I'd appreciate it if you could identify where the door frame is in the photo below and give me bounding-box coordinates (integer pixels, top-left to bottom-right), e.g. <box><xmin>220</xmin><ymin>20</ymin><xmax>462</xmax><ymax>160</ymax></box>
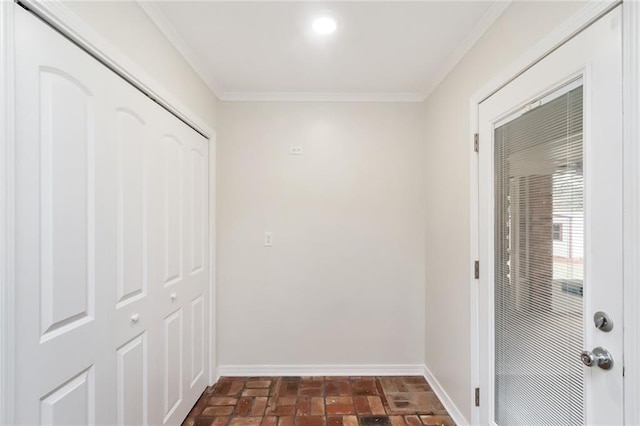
<box><xmin>0</xmin><ymin>2</ymin><xmax>16</xmax><ymax>424</ymax></box>
<box><xmin>0</xmin><ymin>1</ymin><xmax>219</xmax><ymax>424</ymax></box>
<box><xmin>469</xmin><ymin>0</ymin><xmax>640</xmax><ymax>424</ymax></box>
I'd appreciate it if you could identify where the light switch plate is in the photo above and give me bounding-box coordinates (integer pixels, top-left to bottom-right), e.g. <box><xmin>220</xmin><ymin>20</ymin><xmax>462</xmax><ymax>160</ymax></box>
<box><xmin>264</xmin><ymin>232</ymin><xmax>273</xmax><ymax>247</ymax></box>
<box><xmin>289</xmin><ymin>146</ymin><xmax>303</xmax><ymax>155</ymax></box>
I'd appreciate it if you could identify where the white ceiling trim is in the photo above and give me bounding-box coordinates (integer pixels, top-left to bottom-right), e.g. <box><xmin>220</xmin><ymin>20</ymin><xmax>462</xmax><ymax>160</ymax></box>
<box><xmin>139</xmin><ymin>1</ymin><xmax>510</xmax><ymax>103</ymax></box>
<box><xmin>420</xmin><ymin>1</ymin><xmax>511</xmax><ymax>100</ymax></box>
<box><xmin>218</xmin><ymin>91</ymin><xmax>425</xmax><ymax>102</ymax></box>
<box><xmin>137</xmin><ymin>1</ymin><xmax>223</xmax><ymax>97</ymax></box>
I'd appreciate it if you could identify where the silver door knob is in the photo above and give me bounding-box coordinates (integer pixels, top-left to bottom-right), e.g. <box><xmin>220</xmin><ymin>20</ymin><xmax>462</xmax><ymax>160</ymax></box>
<box><xmin>581</xmin><ymin>347</ymin><xmax>614</xmax><ymax>370</ymax></box>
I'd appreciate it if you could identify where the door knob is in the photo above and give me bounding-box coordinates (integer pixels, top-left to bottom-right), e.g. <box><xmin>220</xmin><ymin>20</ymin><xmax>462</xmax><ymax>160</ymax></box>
<box><xmin>581</xmin><ymin>347</ymin><xmax>614</xmax><ymax>370</ymax></box>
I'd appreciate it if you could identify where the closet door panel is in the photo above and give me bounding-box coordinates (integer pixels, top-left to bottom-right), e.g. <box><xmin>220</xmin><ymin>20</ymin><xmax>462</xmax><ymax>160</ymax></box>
<box><xmin>105</xmin><ymin>72</ymin><xmax>158</xmax><ymax>426</ymax></box>
<box><xmin>190</xmin><ymin>148</ymin><xmax>206</xmax><ymax>275</ymax></box>
<box><xmin>163</xmin><ymin>134</ymin><xmax>185</xmax><ymax>287</ymax></box>
<box><xmin>40</xmin><ymin>367</ymin><xmax>95</xmax><ymax>426</ymax></box>
<box><xmin>40</xmin><ymin>70</ymin><xmax>93</xmax><ymax>334</ymax></box>
<box><xmin>150</xmin><ymin>104</ymin><xmax>209</xmax><ymax>425</ymax></box>
<box><xmin>14</xmin><ymin>7</ymin><xmax>110</xmax><ymax>425</ymax></box>
<box><xmin>190</xmin><ymin>295</ymin><xmax>206</xmax><ymax>387</ymax></box>
<box><xmin>185</xmin><ymin>131</ymin><xmax>209</xmax><ymax>398</ymax></box>
<box><xmin>116</xmin><ymin>108</ymin><xmax>146</xmax><ymax>306</ymax></box>
<box><xmin>116</xmin><ymin>333</ymin><xmax>147</xmax><ymax>426</ymax></box>
<box><xmin>163</xmin><ymin>308</ymin><xmax>184</xmax><ymax>423</ymax></box>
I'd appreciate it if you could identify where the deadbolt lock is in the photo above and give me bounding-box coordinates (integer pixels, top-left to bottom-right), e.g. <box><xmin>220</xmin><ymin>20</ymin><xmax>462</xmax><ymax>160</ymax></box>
<box><xmin>594</xmin><ymin>311</ymin><xmax>613</xmax><ymax>332</ymax></box>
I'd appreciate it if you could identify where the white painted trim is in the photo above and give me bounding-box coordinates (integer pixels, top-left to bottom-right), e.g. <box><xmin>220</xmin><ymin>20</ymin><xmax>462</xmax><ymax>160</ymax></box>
<box><xmin>468</xmin><ymin>0</ymin><xmax>620</xmax><ymax>424</ymax></box>
<box><xmin>421</xmin><ymin>2</ymin><xmax>510</xmax><ymax>100</ymax></box>
<box><xmin>622</xmin><ymin>1</ymin><xmax>640</xmax><ymax>424</ymax></box>
<box><xmin>137</xmin><ymin>1</ymin><xmax>222</xmax><ymax>98</ymax></box>
<box><xmin>472</xmin><ymin>0</ymin><xmax>619</xmax><ymax>105</ymax></box>
<box><xmin>216</xmin><ymin>365</ymin><xmax>425</xmax><ymax>380</ymax></box>
<box><xmin>137</xmin><ymin>1</ymin><xmax>507</xmax><ymax>103</ymax></box>
<box><xmin>19</xmin><ymin>0</ymin><xmax>215</xmax><ymax>139</ymax></box>
<box><xmin>218</xmin><ymin>92</ymin><xmax>425</xmax><ymax>103</ymax></box>
<box><xmin>422</xmin><ymin>365</ymin><xmax>468</xmax><ymax>426</ymax></box>
<box><xmin>468</xmin><ymin>97</ymin><xmax>480</xmax><ymax>426</ymax></box>
<box><xmin>0</xmin><ymin>2</ymin><xmax>16</xmax><ymax>424</ymax></box>
<box><xmin>208</xmin><ymin>134</ymin><xmax>218</xmax><ymax>386</ymax></box>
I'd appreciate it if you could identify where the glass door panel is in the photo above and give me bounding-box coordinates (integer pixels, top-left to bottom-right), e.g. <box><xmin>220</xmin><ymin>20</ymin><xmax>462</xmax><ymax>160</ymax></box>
<box><xmin>494</xmin><ymin>83</ymin><xmax>584</xmax><ymax>424</ymax></box>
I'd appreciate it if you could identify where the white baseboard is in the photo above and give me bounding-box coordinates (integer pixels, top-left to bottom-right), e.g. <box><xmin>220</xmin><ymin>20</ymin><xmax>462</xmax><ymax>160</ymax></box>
<box><xmin>422</xmin><ymin>365</ymin><xmax>468</xmax><ymax>426</ymax></box>
<box><xmin>215</xmin><ymin>364</ymin><xmax>425</xmax><ymax>382</ymax></box>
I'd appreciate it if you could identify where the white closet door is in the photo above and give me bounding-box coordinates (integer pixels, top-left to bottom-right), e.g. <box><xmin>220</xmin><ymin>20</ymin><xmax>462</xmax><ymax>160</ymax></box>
<box><xmin>14</xmin><ymin>6</ymin><xmax>210</xmax><ymax>425</ymax></box>
<box><xmin>102</xmin><ymin>72</ymin><xmax>160</xmax><ymax>426</ymax></box>
<box><xmin>180</xmin><ymin>118</ymin><xmax>209</xmax><ymax>411</ymax></box>
<box><xmin>14</xmin><ymin>8</ymin><xmax>109</xmax><ymax>425</ymax></box>
<box><xmin>147</xmin><ymin>101</ymin><xmax>209</xmax><ymax>426</ymax></box>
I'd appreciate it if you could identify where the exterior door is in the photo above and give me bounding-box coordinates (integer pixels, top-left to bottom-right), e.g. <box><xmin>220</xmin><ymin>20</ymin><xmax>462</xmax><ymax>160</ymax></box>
<box><xmin>478</xmin><ymin>6</ymin><xmax>623</xmax><ymax>425</ymax></box>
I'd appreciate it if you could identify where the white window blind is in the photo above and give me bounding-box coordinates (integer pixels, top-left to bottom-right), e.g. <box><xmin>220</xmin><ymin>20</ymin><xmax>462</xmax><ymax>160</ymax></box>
<box><xmin>494</xmin><ymin>84</ymin><xmax>584</xmax><ymax>425</ymax></box>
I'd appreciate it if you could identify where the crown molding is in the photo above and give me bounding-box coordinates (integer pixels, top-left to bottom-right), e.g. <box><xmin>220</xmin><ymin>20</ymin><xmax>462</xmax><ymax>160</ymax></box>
<box><xmin>218</xmin><ymin>91</ymin><xmax>425</xmax><ymax>103</ymax></box>
<box><xmin>420</xmin><ymin>1</ymin><xmax>511</xmax><ymax>101</ymax></box>
<box><xmin>139</xmin><ymin>1</ymin><xmax>509</xmax><ymax>103</ymax></box>
<box><xmin>137</xmin><ymin>1</ymin><xmax>223</xmax><ymax>98</ymax></box>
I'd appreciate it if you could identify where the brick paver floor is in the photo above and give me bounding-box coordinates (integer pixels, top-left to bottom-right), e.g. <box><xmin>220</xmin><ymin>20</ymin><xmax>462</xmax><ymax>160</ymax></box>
<box><xmin>182</xmin><ymin>376</ymin><xmax>455</xmax><ymax>426</ymax></box>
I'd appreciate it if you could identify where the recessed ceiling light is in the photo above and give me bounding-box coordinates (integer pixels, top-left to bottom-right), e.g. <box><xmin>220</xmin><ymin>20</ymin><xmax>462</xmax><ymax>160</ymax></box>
<box><xmin>312</xmin><ymin>16</ymin><xmax>337</xmax><ymax>35</ymax></box>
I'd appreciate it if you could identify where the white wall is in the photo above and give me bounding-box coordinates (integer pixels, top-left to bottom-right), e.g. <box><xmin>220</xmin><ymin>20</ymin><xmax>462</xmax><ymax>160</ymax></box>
<box><xmin>61</xmin><ymin>0</ymin><xmax>218</xmax><ymax>129</ymax></box>
<box><xmin>217</xmin><ymin>102</ymin><xmax>426</xmax><ymax>366</ymax></box>
<box><xmin>422</xmin><ymin>1</ymin><xmax>587</xmax><ymax>422</ymax></box>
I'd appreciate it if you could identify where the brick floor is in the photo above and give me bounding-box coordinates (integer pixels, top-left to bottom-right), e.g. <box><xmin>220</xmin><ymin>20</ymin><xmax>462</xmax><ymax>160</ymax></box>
<box><xmin>183</xmin><ymin>377</ymin><xmax>455</xmax><ymax>426</ymax></box>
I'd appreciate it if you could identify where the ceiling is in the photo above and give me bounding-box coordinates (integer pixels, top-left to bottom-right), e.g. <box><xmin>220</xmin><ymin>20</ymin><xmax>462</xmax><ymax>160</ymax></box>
<box><xmin>140</xmin><ymin>1</ymin><xmax>507</xmax><ymax>102</ymax></box>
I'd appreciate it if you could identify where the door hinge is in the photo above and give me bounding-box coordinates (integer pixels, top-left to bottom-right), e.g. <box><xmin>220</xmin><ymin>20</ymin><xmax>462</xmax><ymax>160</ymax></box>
<box><xmin>475</xmin><ymin>388</ymin><xmax>480</xmax><ymax>407</ymax></box>
<box><xmin>474</xmin><ymin>133</ymin><xmax>479</xmax><ymax>152</ymax></box>
<box><xmin>474</xmin><ymin>261</ymin><xmax>479</xmax><ymax>279</ymax></box>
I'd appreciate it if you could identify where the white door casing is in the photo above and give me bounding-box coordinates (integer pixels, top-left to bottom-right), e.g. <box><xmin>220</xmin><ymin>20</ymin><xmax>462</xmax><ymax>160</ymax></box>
<box><xmin>478</xmin><ymin>6</ymin><xmax>623</xmax><ymax>425</ymax></box>
<box><xmin>14</xmin><ymin>6</ymin><xmax>210</xmax><ymax>425</ymax></box>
